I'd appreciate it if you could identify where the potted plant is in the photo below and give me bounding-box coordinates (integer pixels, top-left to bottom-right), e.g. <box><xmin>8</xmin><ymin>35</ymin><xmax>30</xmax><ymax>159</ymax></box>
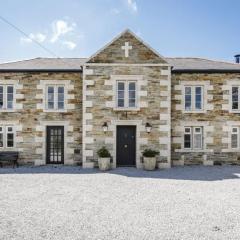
<box><xmin>97</xmin><ymin>147</ymin><xmax>111</xmax><ymax>171</ymax></box>
<box><xmin>142</xmin><ymin>149</ymin><xmax>159</xmax><ymax>171</ymax></box>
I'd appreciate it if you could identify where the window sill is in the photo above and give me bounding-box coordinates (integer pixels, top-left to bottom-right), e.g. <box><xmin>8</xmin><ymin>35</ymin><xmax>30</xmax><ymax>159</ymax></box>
<box><xmin>229</xmin><ymin>110</ymin><xmax>240</xmax><ymax>113</ymax></box>
<box><xmin>182</xmin><ymin>110</ymin><xmax>205</xmax><ymax>114</ymax></box>
<box><xmin>113</xmin><ymin>107</ymin><xmax>140</xmax><ymax>112</ymax></box>
<box><xmin>0</xmin><ymin>148</ymin><xmax>17</xmax><ymax>151</ymax></box>
<box><xmin>0</xmin><ymin>109</ymin><xmax>16</xmax><ymax>112</ymax></box>
<box><xmin>43</xmin><ymin>109</ymin><xmax>67</xmax><ymax>113</ymax></box>
<box><xmin>175</xmin><ymin>149</ymin><xmax>213</xmax><ymax>153</ymax></box>
<box><xmin>222</xmin><ymin>149</ymin><xmax>240</xmax><ymax>153</ymax></box>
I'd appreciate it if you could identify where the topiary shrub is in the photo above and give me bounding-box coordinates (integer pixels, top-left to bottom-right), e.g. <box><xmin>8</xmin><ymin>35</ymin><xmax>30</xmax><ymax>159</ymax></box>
<box><xmin>142</xmin><ymin>149</ymin><xmax>159</xmax><ymax>157</ymax></box>
<box><xmin>97</xmin><ymin>147</ymin><xmax>111</xmax><ymax>158</ymax></box>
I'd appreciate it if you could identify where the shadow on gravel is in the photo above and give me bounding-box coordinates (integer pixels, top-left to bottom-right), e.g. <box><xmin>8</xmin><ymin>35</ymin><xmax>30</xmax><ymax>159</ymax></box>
<box><xmin>0</xmin><ymin>165</ymin><xmax>240</xmax><ymax>181</ymax></box>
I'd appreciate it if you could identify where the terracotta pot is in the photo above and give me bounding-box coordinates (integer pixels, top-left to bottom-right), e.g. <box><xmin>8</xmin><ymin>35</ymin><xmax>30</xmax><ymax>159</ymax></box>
<box><xmin>98</xmin><ymin>158</ymin><xmax>111</xmax><ymax>171</ymax></box>
<box><xmin>143</xmin><ymin>157</ymin><xmax>156</xmax><ymax>170</ymax></box>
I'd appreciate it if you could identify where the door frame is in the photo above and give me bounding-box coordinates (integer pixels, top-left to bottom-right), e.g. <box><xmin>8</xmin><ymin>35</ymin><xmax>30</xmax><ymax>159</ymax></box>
<box><xmin>46</xmin><ymin>126</ymin><xmax>64</xmax><ymax>164</ymax></box>
<box><xmin>111</xmin><ymin>120</ymin><xmax>143</xmax><ymax>169</ymax></box>
<box><xmin>116</xmin><ymin>125</ymin><xmax>136</xmax><ymax>167</ymax></box>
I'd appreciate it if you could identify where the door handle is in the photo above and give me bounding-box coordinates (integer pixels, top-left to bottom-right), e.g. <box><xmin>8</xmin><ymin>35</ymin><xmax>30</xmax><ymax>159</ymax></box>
<box><xmin>124</xmin><ymin>144</ymin><xmax>128</xmax><ymax>148</ymax></box>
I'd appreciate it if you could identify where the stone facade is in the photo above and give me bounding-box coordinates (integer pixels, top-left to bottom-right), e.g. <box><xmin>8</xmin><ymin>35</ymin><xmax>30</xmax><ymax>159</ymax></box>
<box><xmin>1</xmin><ymin>30</ymin><xmax>240</xmax><ymax>167</ymax></box>
<box><xmin>171</xmin><ymin>72</ymin><xmax>240</xmax><ymax>165</ymax></box>
<box><xmin>82</xmin><ymin>30</ymin><xmax>171</xmax><ymax>169</ymax></box>
<box><xmin>0</xmin><ymin>72</ymin><xmax>82</xmax><ymax>165</ymax></box>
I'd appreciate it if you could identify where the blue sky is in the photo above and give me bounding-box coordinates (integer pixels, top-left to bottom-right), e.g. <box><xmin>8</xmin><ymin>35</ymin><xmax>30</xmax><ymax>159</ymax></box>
<box><xmin>0</xmin><ymin>0</ymin><xmax>240</xmax><ymax>63</ymax></box>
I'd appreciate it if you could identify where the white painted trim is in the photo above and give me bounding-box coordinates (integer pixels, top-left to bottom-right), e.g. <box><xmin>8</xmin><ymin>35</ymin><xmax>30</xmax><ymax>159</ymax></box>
<box><xmin>111</xmin><ymin>75</ymin><xmax>143</xmax><ymax>111</ymax></box>
<box><xmin>36</xmin><ymin>80</ymin><xmax>74</xmax><ymax>112</ymax></box>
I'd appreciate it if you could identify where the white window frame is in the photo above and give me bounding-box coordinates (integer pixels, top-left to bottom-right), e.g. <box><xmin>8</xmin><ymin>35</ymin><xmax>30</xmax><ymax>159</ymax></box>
<box><xmin>46</xmin><ymin>85</ymin><xmax>65</xmax><ymax>111</ymax></box>
<box><xmin>231</xmin><ymin>127</ymin><xmax>239</xmax><ymax>149</ymax></box>
<box><xmin>184</xmin><ymin>86</ymin><xmax>203</xmax><ymax>111</ymax></box>
<box><xmin>184</xmin><ymin>126</ymin><xmax>203</xmax><ymax>150</ymax></box>
<box><xmin>115</xmin><ymin>79</ymin><xmax>139</xmax><ymax>110</ymax></box>
<box><xmin>0</xmin><ymin>85</ymin><xmax>15</xmax><ymax>111</ymax></box>
<box><xmin>0</xmin><ymin>126</ymin><xmax>15</xmax><ymax>149</ymax></box>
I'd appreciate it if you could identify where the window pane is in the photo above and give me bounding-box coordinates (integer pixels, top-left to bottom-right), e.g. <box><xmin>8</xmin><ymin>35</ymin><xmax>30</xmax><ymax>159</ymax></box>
<box><xmin>194</xmin><ymin>134</ymin><xmax>202</xmax><ymax>149</ymax></box>
<box><xmin>47</xmin><ymin>86</ymin><xmax>54</xmax><ymax>109</ymax></box>
<box><xmin>0</xmin><ymin>86</ymin><xmax>3</xmax><ymax>109</ymax></box>
<box><xmin>129</xmin><ymin>90</ymin><xmax>136</xmax><ymax>99</ymax></box>
<box><xmin>57</xmin><ymin>87</ymin><xmax>64</xmax><ymax>109</ymax></box>
<box><xmin>48</xmin><ymin>86</ymin><xmax>54</xmax><ymax>93</ymax></box>
<box><xmin>129</xmin><ymin>82</ymin><xmax>136</xmax><ymax>90</ymax></box>
<box><xmin>231</xmin><ymin>134</ymin><xmax>238</xmax><ymax>148</ymax></box>
<box><xmin>185</xmin><ymin>87</ymin><xmax>191</xmax><ymax>94</ymax></box>
<box><xmin>232</xmin><ymin>87</ymin><xmax>238</xmax><ymax>110</ymax></box>
<box><xmin>184</xmin><ymin>134</ymin><xmax>191</xmax><ymax>148</ymax></box>
<box><xmin>48</xmin><ymin>101</ymin><xmax>54</xmax><ymax>109</ymax></box>
<box><xmin>195</xmin><ymin>87</ymin><xmax>202</xmax><ymax>110</ymax></box>
<box><xmin>118</xmin><ymin>82</ymin><xmax>124</xmax><ymax>91</ymax></box>
<box><xmin>7</xmin><ymin>101</ymin><xmax>13</xmax><ymax>109</ymax></box>
<box><xmin>0</xmin><ymin>133</ymin><xmax>3</xmax><ymax>147</ymax></box>
<box><xmin>7</xmin><ymin>133</ymin><xmax>14</xmax><ymax>147</ymax></box>
<box><xmin>185</xmin><ymin>87</ymin><xmax>191</xmax><ymax>110</ymax></box>
<box><xmin>7</xmin><ymin>86</ymin><xmax>14</xmax><ymax>109</ymax></box>
<box><xmin>129</xmin><ymin>98</ymin><xmax>136</xmax><ymax>107</ymax></box>
<box><xmin>118</xmin><ymin>99</ymin><xmax>124</xmax><ymax>107</ymax></box>
<box><xmin>58</xmin><ymin>102</ymin><xmax>64</xmax><ymax>109</ymax></box>
<box><xmin>58</xmin><ymin>86</ymin><xmax>64</xmax><ymax>94</ymax></box>
<box><xmin>7</xmin><ymin>86</ymin><xmax>13</xmax><ymax>93</ymax></box>
<box><xmin>118</xmin><ymin>91</ymin><xmax>124</xmax><ymax>99</ymax></box>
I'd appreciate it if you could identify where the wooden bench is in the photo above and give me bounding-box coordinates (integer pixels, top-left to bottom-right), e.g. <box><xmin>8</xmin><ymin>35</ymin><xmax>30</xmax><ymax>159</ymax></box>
<box><xmin>0</xmin><ymin>151</ymin><xmax>19</xmax><ymax>168</ymax></box>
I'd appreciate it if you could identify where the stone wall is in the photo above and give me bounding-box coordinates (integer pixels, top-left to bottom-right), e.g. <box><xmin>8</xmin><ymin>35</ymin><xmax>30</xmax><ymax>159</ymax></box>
<box><xmin>171</xmin><ymin>72</ymin><xmax>240</xmax><ymax>165</ymax></box>
<box><xmin>0</xmin><ymin>72</ymin><xmax>82</xmax><ymax>165</ymax></box>
<box><xmin>82</xmin><ymin>65</ymin><xmax>171</xmax><ymax>168</ymax></box>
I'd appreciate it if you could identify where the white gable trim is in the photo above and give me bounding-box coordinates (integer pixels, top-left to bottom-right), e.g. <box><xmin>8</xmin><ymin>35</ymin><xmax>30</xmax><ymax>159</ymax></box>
<box><xmin>86</xmin><ymin>29</ymin><xmax>169</xmax><ymax>64</ymax></box>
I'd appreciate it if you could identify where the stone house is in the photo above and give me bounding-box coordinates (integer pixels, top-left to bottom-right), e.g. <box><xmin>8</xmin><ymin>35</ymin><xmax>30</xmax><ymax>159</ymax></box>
<box><xmin>1</xmin><ymin>29</ymin><xmax>240</xmax><ymax>168</ymax></box>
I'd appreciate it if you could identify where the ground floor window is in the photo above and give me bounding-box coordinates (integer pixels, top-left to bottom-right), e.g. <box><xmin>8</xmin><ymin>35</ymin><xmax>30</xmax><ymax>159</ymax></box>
<box><xmin>231</xmin><ymin>127</ymin><xmax>239</xmax><ymax>149</ymax></box>
<box><xmin>184</xmin><ymin>126</ymin><xmax>203</xmax><ymax>149</ymax></box>
<box><xmin>0</xmin><ymin>126</ymin><xmax>15</xmax><ymax>148</ymax></box>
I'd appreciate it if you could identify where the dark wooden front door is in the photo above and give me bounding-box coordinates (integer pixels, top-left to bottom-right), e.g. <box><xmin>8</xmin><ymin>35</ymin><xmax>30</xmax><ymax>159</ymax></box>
<box><xmin>117</xmin><ymin>126</ymin><xmax>136</xmax><ymax>166</ymax></box>
<box><xmin>46</xmin><ymin>126</ymin><xmax>64</xmax><ymax>164</ymax></box>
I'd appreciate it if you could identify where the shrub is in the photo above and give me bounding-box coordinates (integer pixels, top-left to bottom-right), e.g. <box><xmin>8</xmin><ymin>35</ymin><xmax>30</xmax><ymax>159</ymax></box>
<box><xmin>97</xmin><ymin>147</ymin><xmax>111</xmax><ymax>158</ymax></box>
<box><xmin>142</xmin><ymin>149</ymin><xmax>159</xmax><ymax>157</ymax></box>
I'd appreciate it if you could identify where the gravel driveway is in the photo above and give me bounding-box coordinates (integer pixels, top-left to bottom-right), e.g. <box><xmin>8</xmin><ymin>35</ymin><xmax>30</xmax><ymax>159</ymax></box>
<box><xmin>0</xmin><ymin>166</ymin><xmax>240</xmax><ymax>240</ymax></box>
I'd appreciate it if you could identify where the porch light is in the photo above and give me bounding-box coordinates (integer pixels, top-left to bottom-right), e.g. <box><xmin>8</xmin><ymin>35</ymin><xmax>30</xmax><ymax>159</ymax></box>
<box><xmin>145</xmin><ymin>122</ymin><xmax>152</xmax><ymax>134</ymax></box>
<box><xmin>102</xmin><ymin>122</ymin><xmax>108</xmax><ymax>133</ymax></box>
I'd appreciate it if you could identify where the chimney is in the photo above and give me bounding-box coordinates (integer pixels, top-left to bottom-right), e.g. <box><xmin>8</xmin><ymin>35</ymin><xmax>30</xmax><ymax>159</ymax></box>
<box><xmin>235</xmin><ymin>54</ymin><xmax>240</xmax><ymax>64</ymax></box>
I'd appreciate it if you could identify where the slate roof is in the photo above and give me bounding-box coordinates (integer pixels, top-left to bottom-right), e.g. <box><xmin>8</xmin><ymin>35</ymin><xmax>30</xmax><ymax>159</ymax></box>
<box><xmin>0</xmin><ymin>57</ymin><xmax>240</xmax><ymax>73</ymax></box>
<box><xmin>166</xmin><ymin>57</ymin><xmax>240</xmax><ymax>72</ymax></box>
<box><xmin>0</xmin><ymin>58</ymin><xmax>86</xmax><ymax>71</ymax></box>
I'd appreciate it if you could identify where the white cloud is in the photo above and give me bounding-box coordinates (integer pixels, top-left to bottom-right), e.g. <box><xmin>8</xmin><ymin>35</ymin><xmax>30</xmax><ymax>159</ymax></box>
<box><xmin>20</xmin><ymin>33</ymin><xmax>46</xmax><ymax>43</ymax></box>
<box><xmin>62</xmin><ymin>41</ymin><xmax>77</xmax><ymax>50</ymax></box>
<box><xmin>127</xmin><ymin>0</ymin><xmax>137</xmax><ymax>13</ymax></box>
<box><xmin>110</xmin><ymin>8</ymin><xmax>120</xmax><ymax>15</ymax></box>
<box><xmin>50</xmin><ymin>20</ymin><xmax>76</xmax><ymax>43</ymax></box>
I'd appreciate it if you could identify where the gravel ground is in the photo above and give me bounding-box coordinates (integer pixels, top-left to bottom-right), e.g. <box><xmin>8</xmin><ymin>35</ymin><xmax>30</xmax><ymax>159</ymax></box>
<box><xmin>0</xmin><ymin>165</ymin><xmax>240</xmax><ymax>240</ymax></box>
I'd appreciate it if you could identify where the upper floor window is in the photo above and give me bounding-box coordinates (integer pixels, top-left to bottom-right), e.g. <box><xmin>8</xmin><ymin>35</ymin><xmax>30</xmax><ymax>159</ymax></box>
<box><xmin>232</xmin><ymin>86</ymin><xmax>240</xmax><ymax>110</ymax></box>
<box><xmin>0</xmin><ymin>85</ymin><xmax>14</xmax><ymax>110</ymax></box>
<box><xmin>184</xmin><ymin>86</ymin><xmax>203</xmax><ymax>111</ymax></box>
<box><xmin>0</xmin><ymin>126</ymin><xmax>15</xmax><ymax>148</ymax></box>
<box><xmin>46</xmin><ymin>85</ymin><xmax>64</xmax><ymax>110</ymax></box>
<box><xmin>184</xmin><ymin>127</ymin><xmax>203</xmax><ymax>149</ymax></box>
<box><xmin>117</xmin><ymin>81</ymin><xmax>137</xmax><ymax>108</ymax></box>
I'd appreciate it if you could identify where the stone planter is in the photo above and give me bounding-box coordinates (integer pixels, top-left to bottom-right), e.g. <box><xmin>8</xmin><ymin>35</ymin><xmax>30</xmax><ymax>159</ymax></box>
<box><xmin>143</xmin><ymin>157</ymin><xmax>156</xmax><ymax>171</ymax></box>
<box><xmin>98</xmin><ymin>158</ymin><xmax>111</xmax><ymax>171</ymax></box>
